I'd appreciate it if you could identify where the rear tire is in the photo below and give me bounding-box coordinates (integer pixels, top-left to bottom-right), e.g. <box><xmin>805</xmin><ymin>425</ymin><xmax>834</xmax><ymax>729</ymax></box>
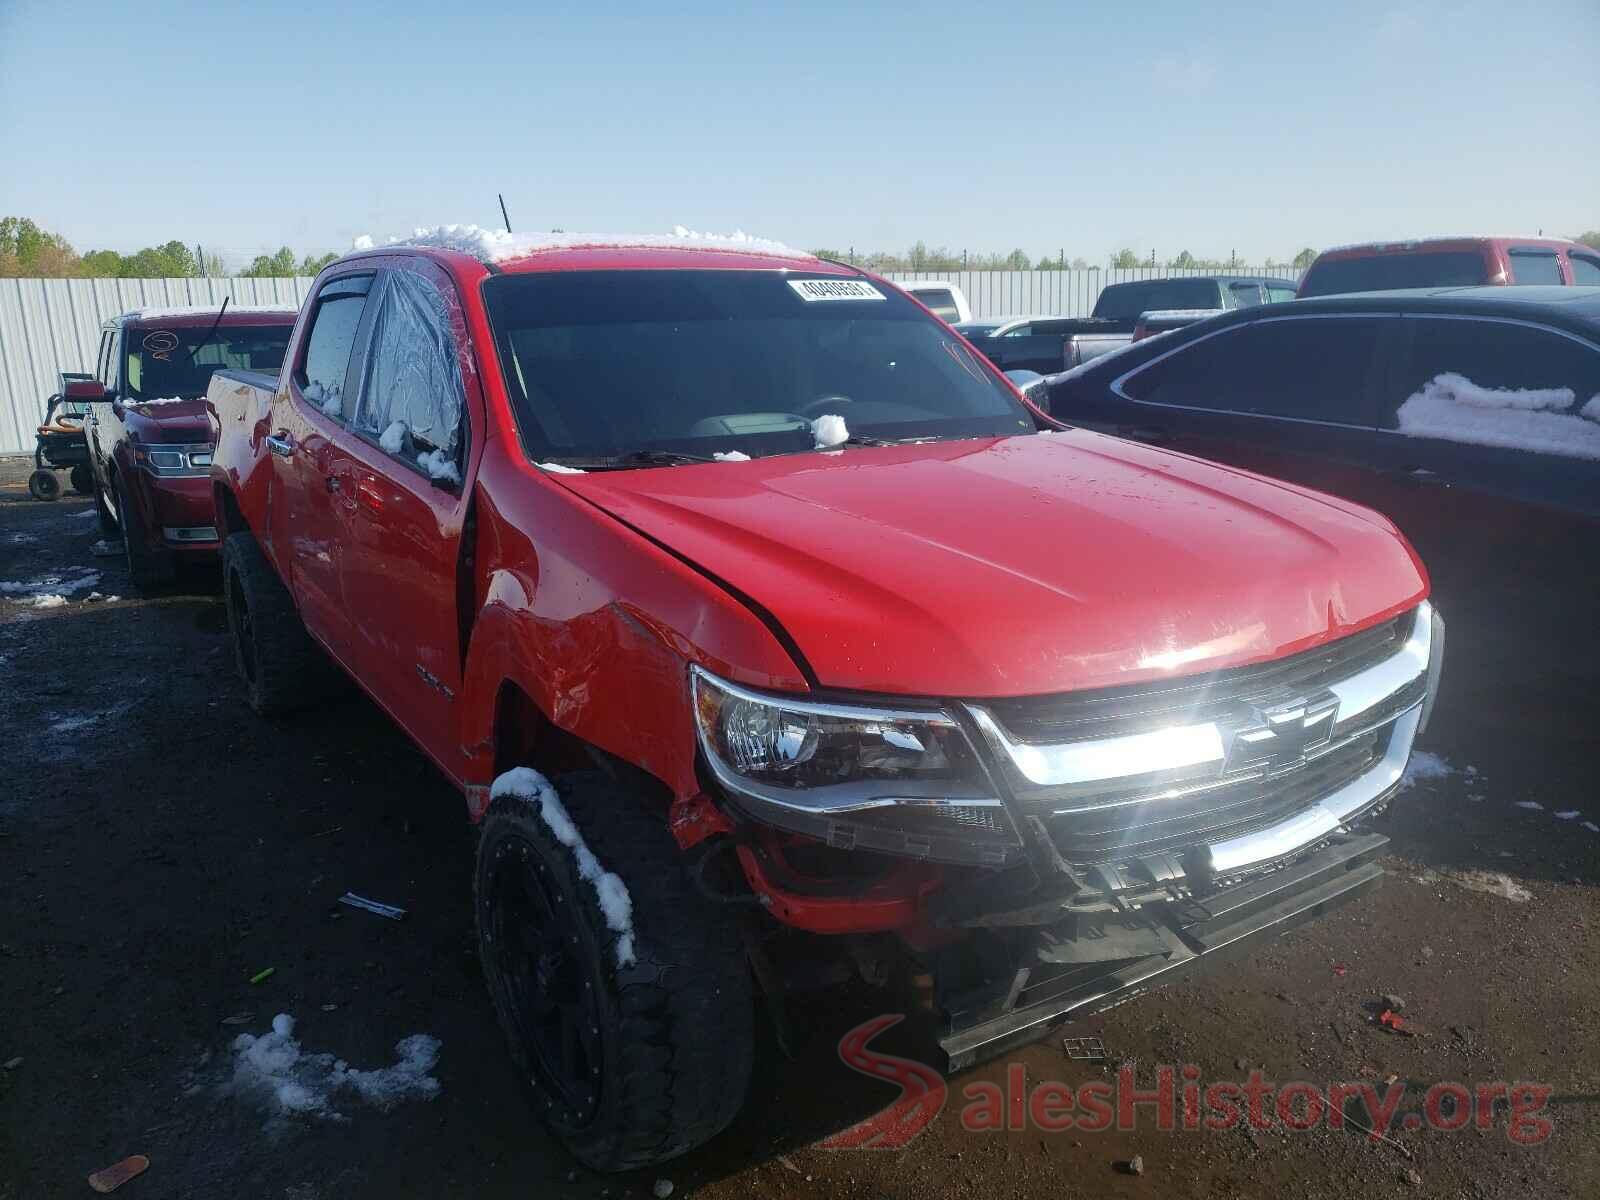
<box><xmin>221</xmin><ymin>531</ymin><xmax>330</xmax><ymax>716</ymax></box>
<box><xmin>475</xmin><ymin>770</ymin><xmax>753</xmax><ymax>1171</ymax></box>
<box><xmin>115</xmin><ymin>480</ymin><xmax>176</xmax><ymax>592</ymax></box>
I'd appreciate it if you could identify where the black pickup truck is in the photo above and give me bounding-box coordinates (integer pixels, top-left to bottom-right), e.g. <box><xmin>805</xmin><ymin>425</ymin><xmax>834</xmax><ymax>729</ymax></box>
<box><xmin>958</xmin><ymin>275</ymin><xmax>1297</xmax><ymax>374</ymax></box>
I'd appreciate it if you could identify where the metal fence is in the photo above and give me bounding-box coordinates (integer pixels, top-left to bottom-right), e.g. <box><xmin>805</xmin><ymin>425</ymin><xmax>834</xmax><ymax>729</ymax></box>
<box><xmin>0</xmin><ymin>265</ymin><xmax>1306</xmax><ymax>455</ymax></box>
<box><xmin>884</xmin><ymin>266</ymin><xmax>1303</xmax><ymax>320</ymax></box>
<box><xmin>0</xmin><ymin>276</ymin><xmax>315</xmax><ymax>456</ymax></box>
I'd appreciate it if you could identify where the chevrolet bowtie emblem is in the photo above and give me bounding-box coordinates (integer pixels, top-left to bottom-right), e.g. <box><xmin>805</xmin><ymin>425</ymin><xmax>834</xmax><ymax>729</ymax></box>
<box><xmin>1223</xmin><ymin>692</ymin><xmax>1341</xmax><ymax>773</ymax></box>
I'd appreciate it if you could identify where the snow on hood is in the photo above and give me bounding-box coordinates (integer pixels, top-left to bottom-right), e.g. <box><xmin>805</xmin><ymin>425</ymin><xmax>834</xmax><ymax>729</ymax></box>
<box><xmin>549</xmin><ymin>432</ymin><xmax>1427</xmax><ymax>698</ymax></box>
<box><xmin>358</xmin><ymin>224</ymin><xmax>812</xmax><ymax>263</ymax></box>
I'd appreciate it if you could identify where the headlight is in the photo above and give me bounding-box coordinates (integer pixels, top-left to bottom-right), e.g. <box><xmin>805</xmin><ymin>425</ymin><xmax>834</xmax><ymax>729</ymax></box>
<box><xmin>133</xmin><ymin>442</ymin><xmax>213</xmax><ymax>477</ymax></box>
<box><xmin>690</xmin><ymin>666</ymin><xmax>1022</xmax><ymax>866</ymax></box>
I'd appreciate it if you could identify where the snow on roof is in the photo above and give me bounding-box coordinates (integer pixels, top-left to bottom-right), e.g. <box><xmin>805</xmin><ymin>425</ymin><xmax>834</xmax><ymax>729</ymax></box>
<box><xmin>122</xmin><ymin>303</ymin><xmax>298</xmax><ymax>321</ymax></box>
<box><xmin>356</xmin><ymin>224</ymin><xmax>813</xmax><ymax>264</ymax></box>
<box><xmin>1316</xmin><ymin>235</ymin><xmax>1582</xmax><ymax>255</ymax></box>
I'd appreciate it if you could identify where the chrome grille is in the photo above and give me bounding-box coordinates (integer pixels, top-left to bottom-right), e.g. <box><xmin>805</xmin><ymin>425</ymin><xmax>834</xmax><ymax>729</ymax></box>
<box><xmin>966</xmin><ymin>605</ymin><xmax>1436</xmax><ymax>874</ymax></box>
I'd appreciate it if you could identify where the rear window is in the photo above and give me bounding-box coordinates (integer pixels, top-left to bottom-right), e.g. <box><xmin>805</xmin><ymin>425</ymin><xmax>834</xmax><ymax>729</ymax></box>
<box><xmin>1094</xmin><ymin>280</ymin><xmax>1219</xmax><ymax>320</ymax></box>
<box><xmin>909</xmin><ymin>288</ymin><xmax>960</xmax><ymax>322</ymax></box>
<box><xmin>1298</xmin><ymin>251</ymin><xmax>1488</xmax><ymax>297</ymax></box>
<box><xmin>1507</xmin><ymin>250</ymin><xmax>1562</xmax><ymax>285</ymax></box>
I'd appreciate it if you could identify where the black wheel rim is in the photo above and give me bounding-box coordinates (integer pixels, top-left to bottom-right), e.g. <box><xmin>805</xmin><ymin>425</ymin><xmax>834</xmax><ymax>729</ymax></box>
<box><xmin>227</xmin><ymin>569</ymin><xmax>257</xmax><ymax>685</ymax></box>
<box><xmin>483</xmin><ymin>837</ymin><xmax>604</xmax><ymax>1125</ymax></box>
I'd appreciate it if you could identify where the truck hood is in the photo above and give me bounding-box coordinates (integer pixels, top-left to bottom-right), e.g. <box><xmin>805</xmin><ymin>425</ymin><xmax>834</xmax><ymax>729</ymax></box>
<box><xmin>558</xmin><ymin>431</ymin><xmax>1428</xmax><ymax>698</ymax></box>
<box><xmin>120</xmin><ymin>398</ymin><xmax>212</xmax><ymax>443</ymax></box>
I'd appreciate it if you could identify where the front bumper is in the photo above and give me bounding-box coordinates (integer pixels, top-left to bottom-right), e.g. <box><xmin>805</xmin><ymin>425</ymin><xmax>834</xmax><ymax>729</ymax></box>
<box><xmin>145</xmin><ymin>474</ymin><xmax>221</xmax><ymax>557</ymax></box>
<box><xmin>938</xmin><ymin>831</ymin><xmax>1388</xmax><ymax>1070</ymax></box>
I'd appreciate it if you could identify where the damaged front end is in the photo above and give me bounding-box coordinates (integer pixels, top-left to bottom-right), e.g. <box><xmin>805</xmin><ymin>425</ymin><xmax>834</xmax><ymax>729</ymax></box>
<box><xmin>697</xmin><ymin>603</ymin><xmax>1444</xmax><ymax>1071</ymax></box>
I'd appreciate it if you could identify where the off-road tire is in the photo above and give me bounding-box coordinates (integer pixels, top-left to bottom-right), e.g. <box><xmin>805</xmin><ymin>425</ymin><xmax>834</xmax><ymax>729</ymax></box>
<box><xmin>69</xmin><ymin>465</ymin><xmax>94</xmax><ymax>495</ymax></box>
<box><xmin>116</xmin><ymin>480</ymin><xmax>176</xmax><ymax>592</ymax></box>
<box><xmin>475</xmin><ymin>771</ymin><xmax>754</xmax><ymax>1171</ymax></box>
<box><xmin>222</xmin><ymin>531</ymin><xmax>329</xmax><ymax>716</ymax></box>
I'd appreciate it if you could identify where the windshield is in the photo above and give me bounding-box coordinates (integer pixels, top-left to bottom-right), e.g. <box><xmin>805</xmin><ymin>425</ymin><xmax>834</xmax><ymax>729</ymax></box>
<box><xmin>123</xmin><ymin>323</ymin><xmax>292</xmax><ymax>401</ymax></box>
<box><xmin>484</xmin><ymin>270</ymin><xmax>1033</xmax><ymax>464</ymax></box>
<box><xmin>1299</xmin><ymin>251</ymin><xmax>1488</xmax><ymax>297</ymax></box>
<box><xmin>1093</xmin><ymin>279</ymin><xmax>1221</xmax><ymax>320</ymax></box>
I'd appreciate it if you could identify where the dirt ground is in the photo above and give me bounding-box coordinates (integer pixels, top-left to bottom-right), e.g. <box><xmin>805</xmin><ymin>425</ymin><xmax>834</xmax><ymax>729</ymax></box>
<box><xmin>1</xmin><ymin>455</ymin><xmax>1596</xmax><ymax>1200</ymax></box>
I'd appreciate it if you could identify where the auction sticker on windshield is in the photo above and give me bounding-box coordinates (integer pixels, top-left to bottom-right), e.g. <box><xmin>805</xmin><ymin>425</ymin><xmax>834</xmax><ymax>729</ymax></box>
<box><xmin>788</xmin><ymin>279</ymin><xmax>885</xmax><ymax>302</ymax></box>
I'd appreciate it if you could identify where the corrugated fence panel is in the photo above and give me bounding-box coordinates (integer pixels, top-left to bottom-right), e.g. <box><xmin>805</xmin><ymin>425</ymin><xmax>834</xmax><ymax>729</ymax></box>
<box><xmin>0</xmin><ymin>276</ymin><xmax>317</xmax><ymax>455</ymax></box>
<box><xmin>884</xmin><ymin>266</ymin><xmax>1303</xmax><ymax>320</ymax></box>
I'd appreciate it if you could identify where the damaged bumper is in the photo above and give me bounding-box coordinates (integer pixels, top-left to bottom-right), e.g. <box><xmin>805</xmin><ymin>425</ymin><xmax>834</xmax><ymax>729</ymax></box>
<box><xmin>937</xmin><ymin>831</ymin><xmax>1388</xmax><ymax>1071</ymax></box>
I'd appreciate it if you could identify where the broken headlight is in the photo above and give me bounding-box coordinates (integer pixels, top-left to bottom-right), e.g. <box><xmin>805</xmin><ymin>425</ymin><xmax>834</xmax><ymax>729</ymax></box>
<box><xmin>690</xmin><ymin>665</ymin><xmax>1022</xmax><ymax>866</ymax></box>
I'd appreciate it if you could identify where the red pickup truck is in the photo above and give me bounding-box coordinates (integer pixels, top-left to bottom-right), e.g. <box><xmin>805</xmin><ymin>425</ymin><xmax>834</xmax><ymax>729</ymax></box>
<box><xmin>69</xmin><ymin>305</ymin><xmax>297</xmax><ymax>589</ymax></box>
<box><xmin>209</xmin><ymin>231</ymin><xmax>1443</xmax><ymax>1170</ymax></box>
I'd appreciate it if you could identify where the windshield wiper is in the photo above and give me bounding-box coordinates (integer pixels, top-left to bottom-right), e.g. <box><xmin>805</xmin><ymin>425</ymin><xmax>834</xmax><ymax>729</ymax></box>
<box><xmin>545</xmin><ymin>449</ymin><xmax>720</xmax><ymax>471</ymax></box>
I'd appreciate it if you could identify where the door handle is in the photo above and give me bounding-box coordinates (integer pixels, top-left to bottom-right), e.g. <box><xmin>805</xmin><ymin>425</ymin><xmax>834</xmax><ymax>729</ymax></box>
<box><xmin>265</xmin><ymin>432</ymin><xmax>294</xmax><ymax>457</ymax></box>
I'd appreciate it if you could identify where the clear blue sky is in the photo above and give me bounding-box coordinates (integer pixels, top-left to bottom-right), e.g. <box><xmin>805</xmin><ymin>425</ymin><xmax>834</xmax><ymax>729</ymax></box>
<box><xmin>2</xmin><ymin>0</ymin><xmax>1596</xmax><ymax>270</ymax></box>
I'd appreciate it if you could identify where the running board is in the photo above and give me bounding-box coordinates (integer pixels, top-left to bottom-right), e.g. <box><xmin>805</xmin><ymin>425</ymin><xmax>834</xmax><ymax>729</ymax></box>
<box><xmin>939</xmin><ymin>834</ymin><xmax>1387</xmax><ymax>1072</ymax></box>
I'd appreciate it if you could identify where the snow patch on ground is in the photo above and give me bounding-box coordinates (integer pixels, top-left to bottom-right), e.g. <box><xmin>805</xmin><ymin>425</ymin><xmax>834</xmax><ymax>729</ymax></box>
<box><xmin>1553</xmin><ymin>810</ymin><xmax>1581</xmax><ymax>820</ymax></box>
<box><xmin>7</xmin><ymin>533</ymin><xmax>37</xmax><ymax>545</ymax></box>
<box><xmin>537</xmin><ymin>461</ymin><xmax>587</xmax><ymax>474</ymax></box>
<box><xmin>713</xmin><ymin>450</ymin><xmax>752</xmax><ymax>462</ymax></box>
<box><xmin>368</xmin><ymin>224</ymin><xmax>810</xmax><ymax>264</ymax></box>
<box><xmin>811</xmin><ymin>413</ymin><xmax>849</xmax><ymax>448</ymax></box>
<box><xmin>227</xmin><ymin>1013</ymin><xmax>441</xmax><ymax>1123</ymax></box>
<box><xmin>90</xmin><ymin>539</ymin><xmax>122</xmax><ymax>557</ymax></box>
<box><xmin>1398</xmin><ymin>750</ymin><xmax>1456</xmax><ymax>790</ymax></box>
<box><xmin>379</xmin><ymin>420</ymin><xmax>408</xmax><ymax>455</ymax></box>
<box><xmin>1396</xmin><ymin>373</ymin><xmax>1600</xmax><ymax>460</ymax></box>
<box><xmin>1445</xmin><ymin>870</ymin><xmax>1533</xmax><ymax>903</ymax></box>
<box><xmin>416</xmin><ymin>448</ymin><xmax>461</xmax><ymax>485</ymax></box>
<box><xmin>1585</xmin><ymin>822</ymin><xmax>1600</xmax><ymax>834</ymax></box>
<box><xmin>2</xmin><ymin>569</ymin><xmax>101</xmax><ymax>606</ymax></box>
<box><xmin>1515</xmin><ymin>800</ymin><xmax>1544</xmax><ymax>810</ymax></box>
<box><xmin>490</xmin><ymin>768</ymin><xmax>637</xmax><ymax>967</ymax></box>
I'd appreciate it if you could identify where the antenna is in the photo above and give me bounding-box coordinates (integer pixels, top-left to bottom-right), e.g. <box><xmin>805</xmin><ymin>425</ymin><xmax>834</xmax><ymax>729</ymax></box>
<box><xmin>498</xmin><ymin>194</ymin><xmax>512</xmax><ymax>233</ymax></box>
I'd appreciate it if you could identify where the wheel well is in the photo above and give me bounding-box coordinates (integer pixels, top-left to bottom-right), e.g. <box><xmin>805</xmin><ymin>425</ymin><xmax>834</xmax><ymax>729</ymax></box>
<box><xmin>214</xmin><ymin>485</ymin><xmax>247</xmax><ymax>536</ymax></box>
<box><xmin>491</xmin><ymin>681</ymin><xmax>672</xmax><ymax>803</ymax></box>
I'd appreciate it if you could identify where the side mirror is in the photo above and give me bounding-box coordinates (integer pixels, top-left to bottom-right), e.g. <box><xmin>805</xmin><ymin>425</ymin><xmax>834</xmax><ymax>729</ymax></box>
<box><xmin>63</xmin><ymin>380</ymin><xmax>112</xmax><ymax>403</ymax></box>
<box><xmin>1004</xmin><ymin>369</ymin><xmax>1050</xmax><ymax>413</ymax></box>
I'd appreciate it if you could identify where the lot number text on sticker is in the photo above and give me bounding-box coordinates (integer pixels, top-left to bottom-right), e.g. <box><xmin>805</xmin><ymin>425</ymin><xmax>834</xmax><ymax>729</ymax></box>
<box><xmin>789</xmin><ymin>279</ymin><xmax>886</xmax><ymax>302</ymax></box>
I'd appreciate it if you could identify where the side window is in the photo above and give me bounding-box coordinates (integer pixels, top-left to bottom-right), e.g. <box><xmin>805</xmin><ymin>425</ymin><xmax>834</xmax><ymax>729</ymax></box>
<box><xmin>1122</xmin><ymin>318</ymin><xmax>1382</xmax><ymax>425</ymax></box>
<box><xmin>104</xmin><ymin>333</ymin><xmax>121</xmax><ymax>393</ymax></box>
<box><xmin>350</xmin><ymin>270</ymin><xmax>467</xmax><ymax>486</ymax></box>
<box><xmin>1383</xmin><ymin>318</ymin><xmax>1600</xmax><ymax>458</ymax></box>
<box><xmin>1569</xmin><ymin>255</ymin><xmax>1600</xmax><ymax>286</ymax></box>
<box><xmin>1266</xmin><ymin>284</ymin><xmax>1297</xmax><ymax>304</ymax></box>
<box><xmin>296</xmin><ymin>274</ymin><xmax>375</xmax><ymax>419</ymax></box>
<box><xmin>1002</xmin><ymin>323</ymin><xmax>1033</xmax><ymax>337</ymax></box>
<box><xmin>1228</xmin><ymin>282</ymin><xmax>1265</xmax><ymax>308</ymax></box>
<box><xmin>1508</xmin><ymin>250</ymin><xmax>1562</xmax><ymax>285</ymax></box>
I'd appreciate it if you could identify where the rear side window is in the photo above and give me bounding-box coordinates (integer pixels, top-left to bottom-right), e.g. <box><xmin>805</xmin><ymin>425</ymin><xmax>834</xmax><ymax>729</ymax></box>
<box><xmin>350</xmin><ymin>270</ymin><xmax>467</xmax><ymax>483</ymax></box>
<box><xmin>1122</xmin><ymin>317</ymin><xmax>1383</xmax><ymax>425</ymax></box>
<box><xmin>1266</xmin><ymin>284</ymin><xmax>1297</xmax><ymax>303</ymax></box>
<box><xmin>1567</xmin><ymin>255</ymin><xmax>1600</xmax><ymax>286</ymax></box>
<box><xmin>296</xmin><ymin>274</ymin><xmax>374</xmax><ymax>419</ymax></box>
<box><xmin>1228</xmin><ymin>282</ymin><xmax>1264</xmax><ymax>307</ymax></box>
<box><xmin>1382</xmin><ymin>317</ymin><xmax>1600</xmax><ymax>459</ymax></box>
<box><xmin>1508</xmin><ymin>250</ymin><xmax>1562</xmax><ymax>285</ymax></box>
<box><xmin>1299</xmin><ymin>252</ymin><xmax>1487</xmax><ymax>297</ymax></box>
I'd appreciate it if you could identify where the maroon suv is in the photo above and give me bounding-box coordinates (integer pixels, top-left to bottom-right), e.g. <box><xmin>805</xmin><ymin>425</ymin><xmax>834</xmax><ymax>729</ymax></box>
<box><xmin>75</xmin><ymin>305</ymin><xmax>297</xmax><ymax>588</ymax></box>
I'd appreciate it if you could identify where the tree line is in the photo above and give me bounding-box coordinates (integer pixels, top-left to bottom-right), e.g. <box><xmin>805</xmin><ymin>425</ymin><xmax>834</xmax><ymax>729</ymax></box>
<box><xmin>8</xmin><ymin>217</ymin><xmax>1599</xmax><ymax>280</ymax></box>
<box><xmin>0</xmin><ymin>217</ymin><xmax>338</xmax><ymax>279</ymax></box>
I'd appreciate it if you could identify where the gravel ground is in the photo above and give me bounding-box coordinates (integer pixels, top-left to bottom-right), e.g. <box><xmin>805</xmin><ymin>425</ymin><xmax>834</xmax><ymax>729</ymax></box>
<box><xmin>1</xmin><ymin>456</ymin><xmax>1596</xmax><ymax>1200</ymax></box>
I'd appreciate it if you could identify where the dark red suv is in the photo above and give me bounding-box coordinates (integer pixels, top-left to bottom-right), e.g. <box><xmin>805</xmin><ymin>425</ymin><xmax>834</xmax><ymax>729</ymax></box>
<box><xmin>1298</xmin><ymin>236</ymin><xmax>1600</xmax><ymax>297</ymax></box>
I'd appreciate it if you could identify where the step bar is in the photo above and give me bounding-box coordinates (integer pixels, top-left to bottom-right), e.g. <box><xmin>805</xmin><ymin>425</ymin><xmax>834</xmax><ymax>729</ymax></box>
<box><xmin>939</xmin><ymin>832</ymin><xmax>1388</xmax><ymax>1072</ymax></box>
